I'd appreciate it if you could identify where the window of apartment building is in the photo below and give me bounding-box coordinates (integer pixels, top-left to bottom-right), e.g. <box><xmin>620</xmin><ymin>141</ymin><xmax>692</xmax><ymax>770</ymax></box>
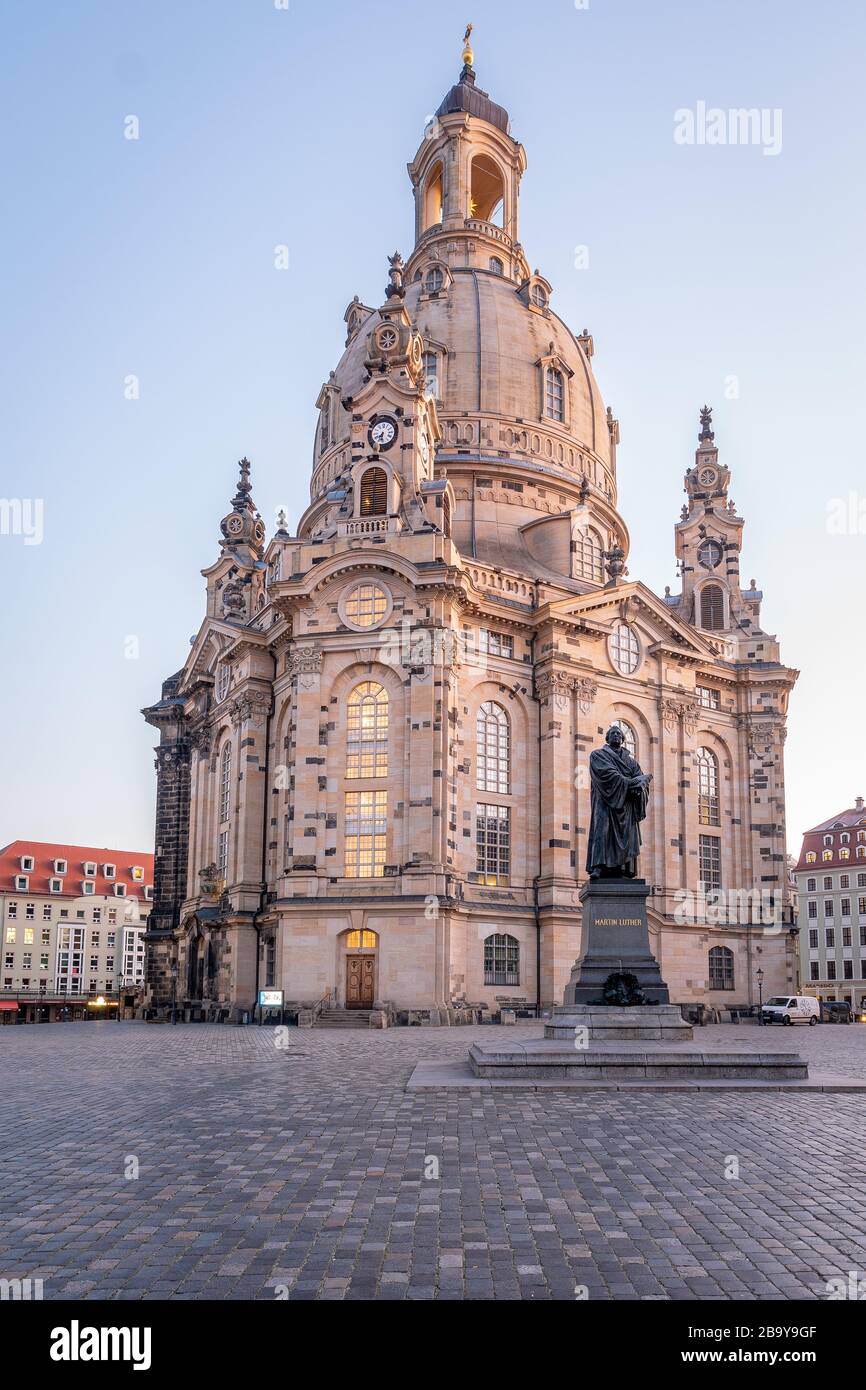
<box><xmin>5</xmin><ymin>927</ymin><xmax>15</xmax><ymax>944</ymax></box>
<box><xmin>826</xmin><ymin>928</ymin><xmax>835</xmax><ymax>948</ymax></box>
<box><xmin>25</xmin><ymin>903</ymin><xmax>34</xmax><ymax>919</ymax></box>
<box><xmin>807</xmin><ymin>901</ymin><xmax>817</xmax><ymax>919</ymax></box>
<box><xmin>22</xmin><ymin>953</ymin><xmax>31</xmax><ymax>969</ymax></box>
<box><xmin>808</xmin><ymin>929</ymin><xmax>818</xmax><ymax>949</ymax></box>
<box><xmin>91</xmin><ymin>933</ymin><xmax>100</xmax><ymax>947</ymax></box>
<box><xmin>823</xmin><ymin>876</ymin><xmax>833</xmax><ymax>889</ymax></box>
<box><xmin>23</xmin><ymin>927</ymin><xmax>33</xmax><ymax>945</ymax></box>
<box><xmin>42</xmin><ymin>905</ymin><xmax>51</xmax><ymax>921</ymax></box>
<box><xmin>825</xmin><ymin>900</ymin><xmax>834</xmax><ymax>917</ymax></box>
<box><xmin>806</xmin><ymin>877</ymin><xmax>816</xmax><ymax>891</ymax></box>
<box><xmin>698</xmin><ymin>835</ymin><xmax>722</xmax><ymax>890</ymax></box>
<box><xmin>41</xmin><ymin>927</ymin><xmax>50</xmax><ymax>944</ymax></box>
<box><xmin>40</xmin><ymin>954</ymin><xmax>48</xmax><ymax>970</ymax></box>
<box><xmin>7</xmin><ymin>903</ymin><xmax>16</xmax><ymax>921</ymax></box>
<box><xmin>841</xmin><ymin>874</ymin><xmax>850</xmax><ymax>889</ymax></box>
<box><xmin>842</xmin><ymin>898</ymin><xmax>851</xmax><ymax>917</ymax></box>
<box><xmin>827</xmin><ymin>961</ymin><xmax>837</xmax><ymax>980</ymax></box>
<box><xmin>476</xmin><ymin>804</ymin><xmax>511</xmax><ymax>885</ymax></box>
<box><xmin>107</xmin><ymin>933</ymin><xmax>115</xmax><ymax>948</ymax></box>
<box><xmin>810</xmin><ymin>962</ymin><xmax>820</xmax><ymax>981</ymax></box>
<box><xmin>4</xmin><ymin>954</ymin><xmax>12</xmax><ymax>970</ymax></box>
<box><xmin>92</xmin><ymin>908</ymin><xmax>101</xmax><ymax>924</ymax></box>
<box><xmin>843</xmin><ymin>926</ymin><xmax>852</xmax><ymax>947</ymax></box>
<box><xmin>108</xmin><ymin>909</ymin><xmax>117</xmax><ymax>924</ymax></box>
<box><xmin>844</xmin><ymin>960</ymin><xmax>854</xmax><ymax>980</ymax></box>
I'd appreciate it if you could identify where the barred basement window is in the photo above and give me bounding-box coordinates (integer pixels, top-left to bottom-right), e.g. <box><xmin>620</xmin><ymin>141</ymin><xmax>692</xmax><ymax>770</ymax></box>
<box><xmin>359</xmin><ymin>467</ymin><xmax>388</xmax><ymax>517</ymax></box>
<box><xmin>698</xmin><ymin>834</ymin><xmax>721</xmax><ymax>890</ymax></box>
<box><xmin>476</xmin><ymin>702</ymin><xmax>510</xmax><ymax>795</ymax></box>
<box><xmin>346</xmin><ymin>682</ymin><xmax>388</xmax><ymax>779</ymax></box>
<box><xmin>545</xmin><ymin>367</ymin><xmax>564</xmax><ymax>421</ymax></box>
<box><xmin>708</xmin><ymin>945</ymin><xmax>734</xmax><ymax>991</ymax></box>
<box><xmin>484</xmin><ymin>933</ymin><xmax>520</xmax><ymax>986</ymax></box>
<box><xmin>344</xmin><ymin>790</ymin><xmax>387</xmax><ymax>878</ymax></box>
<box><xmin>696</xmin><ymin>746</ymin><xmax>720</xmax><ymax>826</ymax></box>
<box><xmin>476</xmin><ymin>804</ymin><xmax>510</xmax><ymax>885</ymax></box>
<box><xmin>700</xmin><ymin>584</ymin><xmax>724</xmax><ymax>630</ymax></box>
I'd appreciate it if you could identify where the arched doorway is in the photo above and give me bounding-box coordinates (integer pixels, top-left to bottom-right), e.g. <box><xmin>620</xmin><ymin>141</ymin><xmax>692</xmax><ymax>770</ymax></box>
<box><xmin>344</xmin><ymin>928</ymin><xmax>377</xmax><ymax>1009</ymax></box>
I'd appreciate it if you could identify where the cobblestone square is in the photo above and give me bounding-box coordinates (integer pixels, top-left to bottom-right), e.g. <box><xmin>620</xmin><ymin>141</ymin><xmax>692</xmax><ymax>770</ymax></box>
<box><xmin>2</xmin><ymin>1020</ymin><xmax>866</xmax><ymax>1300</ymax></box>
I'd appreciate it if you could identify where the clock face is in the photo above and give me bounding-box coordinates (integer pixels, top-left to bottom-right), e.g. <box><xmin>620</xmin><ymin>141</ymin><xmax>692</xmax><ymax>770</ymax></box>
<box><xmin>698</xmin><ymin>539</ymin><xmax>723</xmax><ymax>569</ymax></box>
<box><xmin>369</xmin><ymin>417</ymin><xmax>397</xmax><ymax>450</ymax></box>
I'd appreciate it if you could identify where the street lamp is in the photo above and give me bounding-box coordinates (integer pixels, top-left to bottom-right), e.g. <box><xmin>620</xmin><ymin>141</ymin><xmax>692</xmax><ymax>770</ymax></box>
<box><xmin>756</xmin><ymin>966</ymin><xmax>764</xmax><ymax>1024</ymax></box>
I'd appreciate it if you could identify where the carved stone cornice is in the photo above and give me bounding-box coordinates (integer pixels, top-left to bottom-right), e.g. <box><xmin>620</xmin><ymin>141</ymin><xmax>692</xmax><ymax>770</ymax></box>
<box><xmin>188</xmin><ymin>722</ymin><xmax>214</xmax><ymax>761</ymax></box>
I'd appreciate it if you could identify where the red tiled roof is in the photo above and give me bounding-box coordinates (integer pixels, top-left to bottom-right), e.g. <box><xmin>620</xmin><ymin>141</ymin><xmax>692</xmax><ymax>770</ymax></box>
<box><xmin>794</xmin><ymin>803</ymin><xmax>866</xmax><ymax>870</ymax></box>
<box><xmin>0</xmin><ymin>840</ymin><xmax>154</xmax><ymax>899</ymax></box>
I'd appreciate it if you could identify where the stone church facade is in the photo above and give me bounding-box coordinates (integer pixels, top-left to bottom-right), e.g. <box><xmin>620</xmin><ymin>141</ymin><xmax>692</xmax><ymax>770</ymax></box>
<box><xmin>143</xmin><ymin>44</ymin><xmax>799</xmax><ymax>1022</ymax></box>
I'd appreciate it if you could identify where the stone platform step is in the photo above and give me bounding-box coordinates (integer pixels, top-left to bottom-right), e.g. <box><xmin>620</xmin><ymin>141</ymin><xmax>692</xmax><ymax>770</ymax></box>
<box><xmin>316</xmin><ymin>1009</ymin><xmax>372</xmax><ymax>1029</ymax></box>
<box><xmin>468</xmin><ymin>1039</ymin><xmax>809</xmax><ymax>1082</ymax></box>
<box><xmin>546</xmin><ymin>1004</ymin><xmax>693</xmax><ymax>1043</ymax></box>
<box><xmin>406</xmin><ymin>1060</ymin><xmax>866</xmax><ymax>1093</ymax></box>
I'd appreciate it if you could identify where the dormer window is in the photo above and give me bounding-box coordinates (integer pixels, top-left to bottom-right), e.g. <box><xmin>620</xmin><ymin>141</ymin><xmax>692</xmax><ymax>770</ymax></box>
<box><xmin>114</xmin><ymin>883</ymin><xmax>127</xmax><ymax>897</ymax></box>
<box><xmin>424</xmin><ymin>266</ymin><xmax>444</xmax><ymax>294</ymax></box>
<box><xmin>83</xmin><ymin>862</ymin><xmax>96</xmax><ymax>878</ymax></box>
<box><xmin>131</xmin><ymin>866</ymin><xmax>144</xmax><ymax>883</ymax></box>
<box><xmin>20</xmin><ymin>855</ymin><xmax>34</xmax><ymax>873</ymax></box>
<box><xmin>49</xmin><ymin>878</ymin><xmax>62</xmax><ymax>894</ymax></box>
<box><xmin>54</xmin><ymin>859</ymin><xmax>67</xmax><ymax>874</ymax></box>
<box><xmin>103</xmin><ymin>864</ymin><xmax>115</xmax><ymax>879</ymax></box>
<box><xmin>531</xmin><ymin>284</ymin><xmax>548</xmax><ymax>309</ymax></box>
<box><xmin>545</xmin><ymin>368</ymin><xmax>564</xmax><ymax>422</ymax></box>
<box><xmin>82</xmin><ymin>881</ymin><xmax>95</xmax><ymax>895</ymax></box>
<box><xmin>144</xmin><ymin>885</ymin><xmax>153</xmax><ymax>900</ymax></box>
<box><xmin>824</xmin><ymin>834</ymin><xmax>833</xmax><ymax>846</ymax></box>
<box><xmin>15</xmin><ymin>875</ymin><xmax>28</xmax><ymax>891</ymax></box>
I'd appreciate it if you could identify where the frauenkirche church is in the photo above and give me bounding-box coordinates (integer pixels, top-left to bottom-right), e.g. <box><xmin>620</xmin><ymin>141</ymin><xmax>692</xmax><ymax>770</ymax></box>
<box><xmin>143</xmin><ymin>37</ymin><xmax>799</xmax><ymax>1023</ymax></box>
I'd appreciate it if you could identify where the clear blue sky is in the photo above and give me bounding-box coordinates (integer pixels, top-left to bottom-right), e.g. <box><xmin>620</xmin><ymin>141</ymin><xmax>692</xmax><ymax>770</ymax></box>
<box><xmin>1</xmin><ymin>0</ymin><xmax>863</xmax><ymax>855</ymax></box>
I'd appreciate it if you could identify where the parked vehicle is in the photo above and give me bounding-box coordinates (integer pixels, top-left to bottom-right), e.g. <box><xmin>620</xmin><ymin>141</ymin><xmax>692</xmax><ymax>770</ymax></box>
<box><xmin>761</xmin><ymin>995</ymin><xmax>820</xmax><ymax>1026</ymax></box>
<box><xmin>822</xmin><ymin>1000</ymin><xmax>853</xmax><ymax>1024</ymax></box>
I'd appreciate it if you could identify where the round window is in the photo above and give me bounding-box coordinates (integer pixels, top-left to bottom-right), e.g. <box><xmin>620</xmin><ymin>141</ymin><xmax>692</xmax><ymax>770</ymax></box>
<box><xmin>698</xmin><ymin>539</ymin><xmax>723</xmax><ymax>569</ymax></box>
<box><xmin>342</xmin><ymin>582</ymin><xmax>390</xmax><ymax>630</ymax></box>
<box><xmin>609</xmin><ymin>621</ymin><xmax>640</xmax><ymax>676</ymax></box>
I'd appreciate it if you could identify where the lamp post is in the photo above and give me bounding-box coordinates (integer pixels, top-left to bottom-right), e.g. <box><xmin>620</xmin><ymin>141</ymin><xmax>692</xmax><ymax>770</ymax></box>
<box><xmin>756</xmin><ymin>966</ymin><xmax>764</xmax><ymax>1024</ymax></box>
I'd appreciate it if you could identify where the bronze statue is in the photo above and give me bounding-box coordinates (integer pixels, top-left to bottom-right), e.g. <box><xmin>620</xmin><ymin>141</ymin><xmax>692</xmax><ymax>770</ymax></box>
<box><xmin>586</xmin><ymin>726</ymin><xmax>653</xmax><ymax>878</ymax></box>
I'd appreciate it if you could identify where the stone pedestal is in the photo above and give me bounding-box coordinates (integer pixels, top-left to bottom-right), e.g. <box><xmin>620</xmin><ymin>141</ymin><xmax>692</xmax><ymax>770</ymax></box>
<box><xmin>563</xmin><ymin>878</ymin><xmax>669</xmax><ymax>1005</ymax></box>
<box><xmin>545</xmin><ymin>1004</ymin><xmax>692</xmax><ymax>1042</ymax></box>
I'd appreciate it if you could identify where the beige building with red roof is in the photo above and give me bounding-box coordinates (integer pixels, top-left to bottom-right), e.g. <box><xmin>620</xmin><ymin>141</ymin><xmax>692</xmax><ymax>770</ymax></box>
<box><xmin>794</xmin><ymin>799</ymin><xmax>866</xmax><ymax>1009</ymax></box>
<box><xmin>0</xmin><ymin>841</ymin><xmax>153</xmax><ymax>1023</ymax></box>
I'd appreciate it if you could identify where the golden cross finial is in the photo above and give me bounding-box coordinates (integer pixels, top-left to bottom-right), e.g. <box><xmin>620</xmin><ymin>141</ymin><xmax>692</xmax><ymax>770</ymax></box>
<box><xmin>462</xmin><ymin>22</ymin><xmax>474</xmax><ymax>68</ymax></box>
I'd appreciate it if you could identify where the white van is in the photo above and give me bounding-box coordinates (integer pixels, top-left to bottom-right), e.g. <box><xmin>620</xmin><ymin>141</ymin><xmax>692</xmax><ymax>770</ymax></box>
<box><xmin>761</xmin><ymin>995</ymin><xmax>820</xmax><ymax>1026</ymax></box>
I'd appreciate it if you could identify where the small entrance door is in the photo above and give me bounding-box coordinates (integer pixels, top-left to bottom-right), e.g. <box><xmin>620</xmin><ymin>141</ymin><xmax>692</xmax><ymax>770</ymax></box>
<box><xmin>346</xmin><ymin>955</ymin><xmax>375</xmax><ymax>1008</ymax></box>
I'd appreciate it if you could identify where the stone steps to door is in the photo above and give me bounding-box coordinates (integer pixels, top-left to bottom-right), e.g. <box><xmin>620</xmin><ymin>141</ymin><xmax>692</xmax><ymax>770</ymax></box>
<box><xmin>316</xmin><ymin>1009</ymin><xmax>373</xmax><ymax>1029</ymax></box>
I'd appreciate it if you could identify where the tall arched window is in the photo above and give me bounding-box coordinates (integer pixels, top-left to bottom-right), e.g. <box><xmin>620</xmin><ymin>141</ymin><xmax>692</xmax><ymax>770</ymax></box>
<box><xmin>700</xmin><ymin>584</ymin><xmax>725</xmax><ymax>630</ymax></box>
<box><xmin>422</xmin><ymin>350</ymin><xmax>439</xmax><ymax>396</ymax></box>
<box><xmin>573</xmin><ymin>527</ymin><xmax>604</xmax><ymax>582</ymax></box>
<box><xmin>424</xmin><ymin>162</ymin><xmax>444</xmax><ymax>229</ymax></box>
<box><xmin>545</xmin><ymin>367</ymin><xmax>564</xmax><ymax>421</ymax></box>
<box><xmin>708</xmin><ymin>945</ymin><xmax>734</xmax><ymax>991</ymax></box>
<box><xmin>610</xmin><ymin>719</ymin><xmax>637</xmax><ymax>760</ymax></box>
<box><xmin>219</xmin><ymin>742</ymin><xmax>232</xmax><ymax>824</ymax></box>
<box><xmin>484</xmin><ymin>933</ymin><xmax>519</xmax><ymax>986</ymax></box>
<box><xmin>477</xmin><ymin>702</ymin><xmax>509</xmax><ymax>794</ymax></box>
<box><xmin>697</xmin><ymin>746</ymin><xmax>720</xmax><ymax>826</ymax></box>
<box><xmin>359</xmin><ymin>467</ymin><xmax>388</xmax><ymax>517</ymax></box>
<box><xmin>346</xmin><ymin>682</ymin><xmax>388</xmax><ymax>779</ymax></box>
<box><xmin>424</xmin><ymin>265</ymin><xmax>445</xmax><ymax>294</ymax></box>
<box><xmin>441</xmin><ymin>491</ymin><xmax>451</xmax><ymax>538</ymax></box>
<box><xmin>469</xmin><ymin>155</ymin><xmax>505</xmax><ymax>224</ymax></box>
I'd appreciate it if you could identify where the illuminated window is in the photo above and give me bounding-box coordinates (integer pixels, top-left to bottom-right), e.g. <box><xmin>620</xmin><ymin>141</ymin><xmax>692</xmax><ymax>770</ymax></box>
<box><xmin>346</xmin><ymin>929</ymin><xmax>377</xmax><ymax>949</ymax></box>
<box><xmin>610</xmin><ymin>720</ymin><xmax>637</xmax><ymax>760</ymax></box>
<box><xmin>424</xmin><ymin>161</ymin><xmax>444</xmax><ymax>229</ymax></box>
<box><xmin>806</xmin><ymin>852</ymin><xmax>816</xmax><ymax>863</ymax></box>
<box><xmin>346</xmin><ymin>682</ymin><xmax>388</xmax><ymax>779</ymax></box>
<box><xmin>545</xmin><ymin>367</ymin><xmax>564</xmax><ymax>421</ymax></box>
<box><xmin>700</xmin><ymin>584</ymin><xmax>725</xmax><ymax>630</ymax></box>
<box><xmin>344</xmin><ymin>583</ymin><xmax>388</xmax><ymax>629</ymax></box>
<box><xmin>823</xmin><ymin>850</ymin><xmax>833</xmax><ymax>862</ymax></box>
<box><xmin>573</xmin><ymin>527</ymin><xmax>604</xmax><ymax>582</ymax></box>
<box><xmin>476</xmin><ymin>703</ymin><xmax>509</xmax><ymax>795</ymax></box>
<box><xmin>697</xmin><ymin>747</ymin><xmax>720</xmax><ymax>826</ymax></box>
<box><xmin>359</xmin><ymin>467</ymin><xmax>388</xmax><ymax>517</ymax></box>
<box><xmin>484</xmin><ymin>933</ymin><xmax>519</xmax><ymax>986</ymax></box>
<box><xmin>344</xmin><ymin>791</ymin><xmax>388</xmax><ymax>878</ymax></box>
<box><xmin>609</xmin><ymin>622</ymin><xmax>640</xmax><ymax>675</ymax></box>
<box><xmin>469</xmin><ymin>155</ymin><xmax>504</xmax><ymax>224</ymax></box>
<box><xmin>476</xmin><ymin>804</ymin><xmax>510</xmax><ymax>885</ymax></box>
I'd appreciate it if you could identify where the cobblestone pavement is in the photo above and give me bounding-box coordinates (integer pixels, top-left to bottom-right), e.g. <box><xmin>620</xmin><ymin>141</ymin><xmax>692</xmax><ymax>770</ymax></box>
<box><xmin>2</xmin><ymin>1020</ymin><xmax>866</xmax><ymax>1300</ymax></box>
